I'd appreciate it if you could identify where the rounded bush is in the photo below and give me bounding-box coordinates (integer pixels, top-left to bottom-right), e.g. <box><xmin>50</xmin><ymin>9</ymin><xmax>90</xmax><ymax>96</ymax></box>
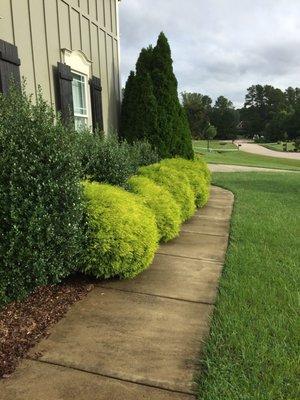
<box><xmin>138</xmin><ymin>164</ymin><xmax>195</xmax><ymax>222</ymax></box>
<box><xmin>127</xmin><ymin>175</ymin><xmax>181</xmax><ymax>242</ymax></box>
<box><xmin>160</xmin><ymin>158</ymin><xmax>210</xmax><ymax>207</ymax></box>
<box><xmin>82</xmin><ymin>181</ymin><xmax>159</xmax><ymax>279</ymax></box>
<box><xmin>0</xmin><ymin>86</ymin><xmax>85</xmax><ymax>304</ymax></box>
<box><xmin>194</xmin><ymin>156</ymin><xmax>211</xmax><ymax>185</ymax></box>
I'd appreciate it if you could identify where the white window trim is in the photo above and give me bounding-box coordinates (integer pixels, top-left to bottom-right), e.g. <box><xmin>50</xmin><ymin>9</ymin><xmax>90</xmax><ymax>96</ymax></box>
<box><xmin>61</xmin><ymin>49</ymin><xmax>93</xmax><ymax>129</ymax></box>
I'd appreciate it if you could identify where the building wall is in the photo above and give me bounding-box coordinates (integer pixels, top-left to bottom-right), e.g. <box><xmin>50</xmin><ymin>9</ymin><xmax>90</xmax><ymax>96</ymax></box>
<box><xmin>0</xmin><ymin>0</ymin><xmax>121</xmax><ymax>133</ymax></box>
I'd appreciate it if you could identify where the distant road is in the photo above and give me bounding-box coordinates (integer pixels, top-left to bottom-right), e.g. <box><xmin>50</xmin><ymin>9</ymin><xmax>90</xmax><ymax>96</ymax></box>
<box><xmin>235</xmin><ymin>141</ymin><xmax>300</xmax><ymax>160</ymax></box>
<box><xmin>209</xmin><ymin>164</ymin><xmax>298</xmax><ymax>173</ymax></box>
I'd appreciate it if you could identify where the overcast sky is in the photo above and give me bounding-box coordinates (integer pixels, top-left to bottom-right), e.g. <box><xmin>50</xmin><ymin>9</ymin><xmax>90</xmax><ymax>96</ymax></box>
<box><xmin>119</xmin><ymin>0</ymin><xmax>300</xmax><ymax>108</ymax></box>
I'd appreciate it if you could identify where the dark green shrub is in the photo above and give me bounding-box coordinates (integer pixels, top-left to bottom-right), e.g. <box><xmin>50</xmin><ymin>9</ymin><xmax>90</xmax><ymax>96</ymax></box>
<box><xmin>138</xmin><ymin>164</ymin><xmax>195</xmax><ymax>222</ymax></box>
<box><xmin>160</xmin><ymin>158</ymin><xmax>210</xmax><ymax>207</ymax></box>
<box><xmin>76</xmin><ymin>131</ymin><xmax>159</xmax><ymax>187</ymax></box>
<box><xmin>127</xmin><ymin>175</ymin><xmax>181</xmax><ymax>242</ymax></box>
<box><xmin>130</xmin><ymin>140</ymin><xmax>160</xmax><ymax>171</ymax></box>
<box><xmin>0</xmin><ymin>86</ymin><xmax>86</xmax><ymax>305</ymax></box>
<box><xmin>82</xmin><ymin>181</ymin><xmax>159</xmax><ymax>279</ymax></box>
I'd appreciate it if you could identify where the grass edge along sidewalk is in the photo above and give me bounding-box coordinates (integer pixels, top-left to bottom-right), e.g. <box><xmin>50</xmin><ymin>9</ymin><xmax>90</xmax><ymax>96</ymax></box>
<box><xmin>197</xmin><ymin>172</ymin><xmax>299</xmax><ymax>400</ymax></box>
<box><xmin>195</xmin><ymin>149</ymin><xmax>300</xmax><ymax>171</ymax></box>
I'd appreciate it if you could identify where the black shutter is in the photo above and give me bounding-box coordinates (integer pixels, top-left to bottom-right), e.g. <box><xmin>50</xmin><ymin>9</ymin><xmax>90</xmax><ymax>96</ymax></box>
<box><xmin>0</xmin><ymin>39</ymin><xmax>21</xmax><ymax>94</ymax></box>
<box><xmin>57</xmin><ymin>62</ymin><xmax>73</xmax><ymax>125</ymax></box>
<box><xmin>89</xmin><ymin>76</ymin><xmax>104</xmax><ymax>131</ymax></box>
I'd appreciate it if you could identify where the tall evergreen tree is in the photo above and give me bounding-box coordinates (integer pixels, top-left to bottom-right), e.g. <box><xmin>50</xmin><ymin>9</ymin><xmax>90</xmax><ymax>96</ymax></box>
<box><xmin>120</xmin><ymin>49</ymin><xmax>159</xmax><ymax>145</ymax></box>
<box><xmin>120</xmin><ymin>71</ymin><xmax>137</xmax><ymax>141</ymax></box>
<box><xmin>150</xmin><ymin>32</ymin><xmax>194</xmax><ymax>159</ymax></box>
<box><xmin>121</xmin><ymin>32</ymin><xmax>194</xmax><ymax>159</ymax></box>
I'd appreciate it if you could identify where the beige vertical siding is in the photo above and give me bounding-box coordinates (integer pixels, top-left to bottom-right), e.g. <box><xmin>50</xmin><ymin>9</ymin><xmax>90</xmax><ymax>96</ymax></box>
<box><xmin>0</xmin><ymin>0</ymin><xmax>121</xmax><ymax>133</ymax></box>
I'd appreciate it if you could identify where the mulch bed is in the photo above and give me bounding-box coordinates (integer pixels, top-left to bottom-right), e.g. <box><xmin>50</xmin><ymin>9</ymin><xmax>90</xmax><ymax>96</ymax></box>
<box><xmin>0</xmin><ymin>275</ymin><xmax>94</xmax><ymax>378</ymax></box>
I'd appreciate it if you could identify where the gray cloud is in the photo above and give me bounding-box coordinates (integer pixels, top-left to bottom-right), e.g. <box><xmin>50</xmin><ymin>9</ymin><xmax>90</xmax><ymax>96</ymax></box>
<box><xmin>119</xmin><ymin>0</ymin><xmax>300</xmax><ymax>108</ymax></box>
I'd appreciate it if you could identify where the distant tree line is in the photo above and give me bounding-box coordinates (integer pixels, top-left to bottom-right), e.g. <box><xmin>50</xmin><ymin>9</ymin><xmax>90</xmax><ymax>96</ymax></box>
<box><xmin>182</xmin><ymin>93</ymin><xmax>239</xmax><ymax>140</ymax></box>
<box><xmin>240</xmin><ymin>85</ymin><xmax>300</xmax><ymax>141</ymax></box>
<box><xmin>182</xmin><ymin>85</ymin><xmax>300</xmax><ymax>142</ymax></box>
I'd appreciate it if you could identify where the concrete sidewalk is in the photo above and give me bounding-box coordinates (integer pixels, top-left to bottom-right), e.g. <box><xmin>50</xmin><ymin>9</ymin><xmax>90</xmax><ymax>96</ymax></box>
<box><xmin>0</xmin><ymin>186</ymin><xmax>234</xmax><ymax>400</ymax></box>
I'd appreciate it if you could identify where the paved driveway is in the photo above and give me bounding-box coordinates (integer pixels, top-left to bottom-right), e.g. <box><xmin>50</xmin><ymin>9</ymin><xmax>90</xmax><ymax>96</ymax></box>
<box><xmin>235</xmin><ymin>141</ymin><xmax>300</xmax><ymax>160</ymax></box>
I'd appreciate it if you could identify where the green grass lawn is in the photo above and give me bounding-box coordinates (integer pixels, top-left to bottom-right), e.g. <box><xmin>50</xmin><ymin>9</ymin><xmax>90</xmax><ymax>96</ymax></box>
<box><xmin>193</xmin><ymin>140</ymin><xmax>237</xmax><ymax>151</ymax></box>
<box><xmin>195</xmin><ymin>149</ymin><xmax>300</xmax><ymax>171</ymax></box>
<box><xmin>262</xmin><ymin>142</ymin><xmax>296</xmax><ymax>152</ymax></box>
<box><xmin>197</xmin><ymin>173</ymin><xmax>300</xmax><ymax>400</ymax></box>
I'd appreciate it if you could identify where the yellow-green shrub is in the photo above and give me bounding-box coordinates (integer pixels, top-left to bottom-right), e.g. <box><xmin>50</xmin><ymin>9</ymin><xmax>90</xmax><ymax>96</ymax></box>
<box><xmin>82</xmin><ymin>181</ymin><xmax>159</xmax><ymax>279</ymax></box>
<box><xmin>194</xmin><ymin>155</ymin><xmax>211</xmax><ymax>185</ymax></box>
<box><xmin>127</xmin><ymin>175</ymin><xmax>181</xmax><ymax>242</ymax></box>
<box><xmin>160</xmin><ymin>158</ymin><xmax>210</xmax><ymax>207</ymax></box>
<box><xmin>138</xmin><ymin>164</ymin><xmax>195</xmax><ymax>222</ymax></box>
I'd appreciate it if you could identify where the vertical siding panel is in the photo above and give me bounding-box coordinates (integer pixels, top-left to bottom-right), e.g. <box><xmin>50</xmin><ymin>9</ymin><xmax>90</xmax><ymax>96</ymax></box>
<box><xmin>0</xmin><ymin>0</ymin><xmax>14</xmax><ymax>43</ymax></box>
<box><xmin>106</xmin><ymin>34</ymin><xmax>116</xmax><ymax>131</ymax></box>
<box><xmin>98</xmin><ymin>29</ymin><xmax>108</xmax><ymax>133</ymax></box>
<box><xmin>90</xmin><ymin>24</ymin><xmax>100</xmax><ymax>76</ymax></box>
<box><xmin>97</xmin><ymin>0</ymin><xmax>105</xmax><ymax>26</ymax></box>
<box><xmin>70</xmin><ymin>9</ymin><xmax>81</xmax><ymax>50</ymax></box>
<box><xmin>58</xmin><ymin>0</ymin><xmax>71</xmax><ymax>49</ymax></box>
<box><xmin>81</xmin><ymin>16</ymin><xmax>91</xmax><ymax>58</ymax></box>
<box><xmin>89</xmin><ymin>0</ymin><xmax>98</xmax><ymax>21</ymax></box>
<box><xmin>69</xmin><ymin>0</ymin><xmax>79</xmax><ymax>7</ymax></box>
<box><xmin>110</xmin><ymin>0</ymin><xmax>116</xmax><ymax>34</ymax></box>
<box><xmin>113</xmin><ymin>38</ymin><xmax>120</xmax><ymax>105</ymax></box>
<box><xmin>11</xmin><ymin>0</ymin><xmax>35</xmax><ymax>96</ymax></box>
<box><xmin>103</xmin><ymin>0</ymin><xmax>111</xmax><ymax>32</ymax></box>
<box><xmin>80</xmin><ymin>0</ymin><xmax>89</xmax><ymax>14</ymax></box>
<box><xmin>28</xmin><ymin>0</ymin><xmax>51</xmax><ymax>102</ymax></box>
<box><xmin>44</xmin><ymin>0</ymin><xmax>61</xmax><ymax>105</ymax></box>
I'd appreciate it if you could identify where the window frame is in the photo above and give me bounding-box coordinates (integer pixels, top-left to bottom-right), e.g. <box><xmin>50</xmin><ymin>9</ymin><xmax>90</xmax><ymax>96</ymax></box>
<box><xmin>61</xmin><ymin>49</ymin><xmax>92</xmax><ymax>130</ymax></box>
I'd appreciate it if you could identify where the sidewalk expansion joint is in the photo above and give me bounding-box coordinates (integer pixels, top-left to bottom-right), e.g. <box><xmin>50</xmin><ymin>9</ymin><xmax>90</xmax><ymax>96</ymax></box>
<box><xmin>155</xmin><ymin>252</ymin><xmax>223</xmax><ymax>265</ymax></box>
<box><xmin>97</xmin><ymin>285</ymin><xmax>215</xmax><ymax>306</ymax></box>
<box><xmin>180</xmin><ymin>229</ymin><xmax>229</xmax><ymax>238</ymax></box>
<box><xmin>192</xmin><ymin>215</ymin><xmax>231</xmax><ymax>222</ymax></box>
<box><xmin>156</xmin><ymin>251</ymin><xmax>223</xmax><ymax>264</ymax></box>
<box><xmin>28</xmin><ymin>358</ymin><xmax>196</xmax><ymax>397</ymax></box>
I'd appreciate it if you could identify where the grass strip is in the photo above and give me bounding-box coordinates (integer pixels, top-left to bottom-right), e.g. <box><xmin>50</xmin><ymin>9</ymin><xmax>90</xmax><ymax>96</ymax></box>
<box><xmin>197</xmin><ymin>172</ymin><xmax>300</xmax><ymax>400</ymax></box>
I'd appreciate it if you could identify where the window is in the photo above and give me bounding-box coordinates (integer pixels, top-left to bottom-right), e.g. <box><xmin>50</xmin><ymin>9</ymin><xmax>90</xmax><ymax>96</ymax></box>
<box><xmin>72</xmin><ymin>72</ymin><xmax>88</xmax><ymax>130</ymax></box>
<box><xmin>61</xmin><ymin>49</ymin><xmax>92</xmax><ymax>131</ymax></box>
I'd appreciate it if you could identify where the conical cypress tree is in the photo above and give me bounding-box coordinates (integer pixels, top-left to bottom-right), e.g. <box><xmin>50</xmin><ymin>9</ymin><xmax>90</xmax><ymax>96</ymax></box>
<box><xmin>136</xmin><ymin>46</ymin><xmax>153</xmax><ymax>75</ymax></box>
<box><xmin>151</xmin><ymin>32</ymin><xmax>194</xmax><ymax>159</ymax></box>
<box><xmin>121</xmin><ymin>32</ymin><xmax>194</xmax><ymax>159</ymax></box>
<box><xmin>120</xmin><ymin>71</ymin><xmax>138</xmax><ymax>141</ymax></box>
<box><xmin>121</xmin><ymin>49</ymin><xmax>159</xmax><ymax>145</ymax></box>
<box><xmin>133</xmin><ymin>71</ymin><xmax>159</xmax><ymax>143</ymax></box>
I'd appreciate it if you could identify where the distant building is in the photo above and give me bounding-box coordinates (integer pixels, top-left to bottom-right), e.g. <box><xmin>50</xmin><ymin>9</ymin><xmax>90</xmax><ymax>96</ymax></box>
<box><xmin>0</xmin><ymin>0</ymin><xmax>122</xmax><ymax>133</ymax></box>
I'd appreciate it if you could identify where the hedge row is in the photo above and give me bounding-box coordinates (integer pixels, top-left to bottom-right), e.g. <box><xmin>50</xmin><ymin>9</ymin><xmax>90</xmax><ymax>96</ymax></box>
<box><xmin>0</xmin><ymin>86</ymin><xmax>159</xmax><ymax>306</ymax></box>
<box><xmin>82</xmin><ymin>157</ymin><xmax>211</xmax><ymax>279</ymax></box>
<box><xmin>0</xmin><ymin>86</ymin><xmax>211</xmax><ymax>305</ymax></box>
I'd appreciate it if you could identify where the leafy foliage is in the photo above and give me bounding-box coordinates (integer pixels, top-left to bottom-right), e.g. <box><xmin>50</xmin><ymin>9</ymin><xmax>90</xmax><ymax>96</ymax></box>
<box><xmin>138</xmin><ymin>163</ymin><xmax>196</xmax><ymax>222</ymax></box>
<box><xmin>82</xmin><ymin>181</ymin><xmax>159</xmax><ymax>279</ymax></box>
<box><xmin>182</xmin><ymin>92</ymin><xmax>212</xmax><ymax>138</ymax></box>
<box><xmin>210</xmin><ymin>96</ymin><xmax>238</xmax><ymax>140</ymax></box>
<box><xmin>127</xmin><ymin>175</ymin><xmax>181</xmax><ymax>242</ymax></box>
<box><xmin>120</xmin><ymin>66</ymin><xmax>159</xmax><ymax>144</ymax></box>
<box><xmin>241</xmin><ymin>84</ymin><xmax>300</xmax><ymax>141</ymax></box>
<box><xmin>160</xmin><ymin>158</ymin><xmax>210</xmax><ymax>207</ymax></box>
<box><xmin>0</xmin><ymin>85</ymin><xmax>86</xmax><ymax>305</ymax></box>
<box><xmin>76</xmin><ymin>130</ymin><xmax>159</xmax><ymax>187</ymax></box>
<box><xmin>121</xmin><ymin>32</ymin><xmax>194</xmax><ymax>160</ymax></box>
